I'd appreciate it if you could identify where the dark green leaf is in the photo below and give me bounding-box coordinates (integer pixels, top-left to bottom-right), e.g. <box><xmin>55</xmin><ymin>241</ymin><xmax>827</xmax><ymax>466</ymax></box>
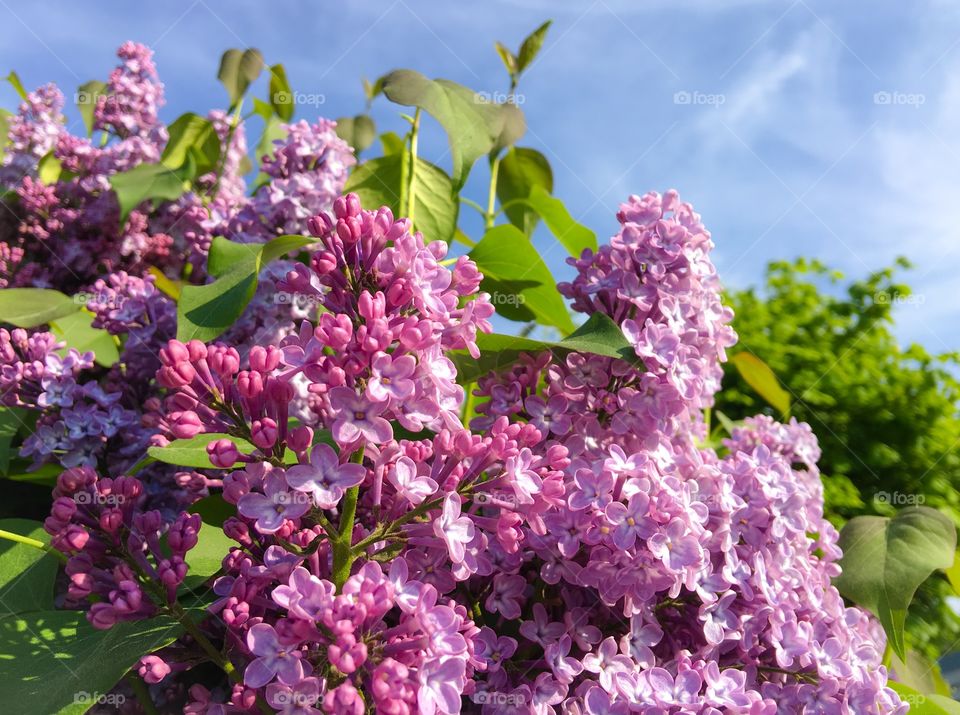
<box><xmin>452</xmin><ymin>312</ymin><xmax>632</xmax><ymax>382</ymax></box>
<box><xmin>217</xmin><ymin>48</ymin><xmax>264</xmax><ymax>108</ymax></box>
<box><xmin>521</xmin><ymin>185</ymin><xmax>596</xmax><ymax>256</ymax></box>
<box><xmin>178</xmin><ymin>233</ymin><xmax>314</xmax><ymax>342</ymax></box>
<box><xmin>0</xmin><ymin>519</ymin><xmax>57</xmax><ymax>612</ymax></box>
<box><xmin>162</xmin><ymin>113</ymin><xmax>221</xmax><ymax>175</ymax></box>
<box><xmin>0</xmin><ymin>609</ymin><xmax>186</xmax><ymax>714</ymax></box>
<box><xmin>835</xmin><ymin>506</ymin><xmax>956</xmax><ymax>660</ymax></box>
<box><xmin>0</xmin><ymin>407</ymin><xmax>23</xmax><ymax>474</ymax></box>
<box><xmin>268</xmin><ymin>63</ymin><xmax>294</xmax><ymax>121</ymax></box>
<box><xmin>469</xmin><ymin>224</ymin><xmax>573</xmax><ymax>334</ymax></box>
<box><xmin>75</xmin><ymin>80</ymin><xmax>106</xmax><ymax>137</ymax></box>
<box><xmin>0</xmin><ymin>288</ymin><xmax>80</xmax><ymax>328</ymax></box>
<box><xmin>516</xmin><ymin>21</ymin><xmax>552</xmax><ymax>74</ymax></box>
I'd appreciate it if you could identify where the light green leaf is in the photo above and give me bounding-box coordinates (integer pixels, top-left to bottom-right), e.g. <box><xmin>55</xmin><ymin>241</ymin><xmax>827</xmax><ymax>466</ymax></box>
<box><xmin>344</xmin><ymin>153</ymin><xmax>458</xmax><ymax>244</ymax></box>
<box><xmin>0</xmin><ymin>519</ymin><xmax>57</xmax><ymax>612</ymax></box>
<box><xmin>182</xmin><ymin>500</ymin><xmax>237</xmax><ymax>591</ymax></box>
<box><xmin>522</xmin><ymin>184</ymin><xmax>596</xmax><ymax>256</ymax></box>
<box><xmin>494</xmin><ymin>41</ymin><xmax>517</xmax><ymax>77</ymax></box>
<box><xmin>469</xmin><ymin>224</ymin><xmax>573</xmax><ymax>334</ymax></box>
<box><xmin>75</xmin><ymin>80</ymin><xmax>106</xmax><ymax>137</ymax></box>
<box><xmin>37</xmin><ymin>151</ymin><xmax>62</xmax><ymax>184</ymax></box>
<box><xmin>380</xmin><ymin>131</ymin><xmax>406</xmax><ymax>156</ymax></box>
<box><xmin>0</xmin><ymin>108</ymin><xmax>12</xmax><ymax>164</ymax></box>
<box><xmin>888</xmin><ymin>649</ymin><xmax>954</xmax><ymax>697</ymax></box>
<box><xmin>147</xmin><ymin>432</ymin><xmax>256</xmax><ymax>469</ymax></box>
<box><xmin>147</xmin><ymin>266</ymin><xmax>182</xmax><ymax>301</ymax></box>
<box><xmin>49</xmin><ymin>310</ymin><xmax>118</xmax><ymax>368</ymax></box>
<box><xmin>835</xmin><ymin>506</ymin><xmax>956</xmax><ymax>660</ymax></box>
<box><xmin>108</xmin><ymin>162</ymin><xmax>190</xmax><ymax>226</ymax></box>
<box><xmin>380</xmin><ymin>69</ymin><xmax>523</xmax><ymax>189</ymax></box>
<box><xmin>5</xmin><ymin>71</ymin><xmax>27</xmax><ymax>101</ymax></box>
<box><xmin>161</xmin><ymin>112</ymin><xmax>221</xmax><ymax>175</ymax></box>
<box><xmin>887</xmin><ymin>683</ymin><xmax>960</xmax><ymax>714</ymax></box>
<box><xmin>497</xmin><ymin>146</ymin><xmax>553</xmax><ymax>235</ymax></box>
<box><xmin>336</xmin><ymin>115</ymin><xmax>376</xmax><ymax>156</ymax></box>
<box><xmin>268</xmin><ymin>63</ymin><xmax>294</xmax><ymax>121</ymax></box>
<box><xmin>217</xmin><ymin>48</ymin><xmax>264</xmax><ymax>108</ymax></box>
<box><xmin>729</xmin><ymin>352</ymin><xmax>791</xmax><ymax>416</ymax></box>
<box><xmin>0</xmin><ymin>288</ymin><xmax>80</xmax><ymax>327</ymax></box>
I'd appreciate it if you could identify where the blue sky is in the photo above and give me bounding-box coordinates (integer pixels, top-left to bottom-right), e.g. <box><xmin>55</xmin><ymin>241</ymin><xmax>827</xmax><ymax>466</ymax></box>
<box><xmin>1</xmin><ymin>0</ymin><xmax>958</xmax><ymax>351</ymax></box>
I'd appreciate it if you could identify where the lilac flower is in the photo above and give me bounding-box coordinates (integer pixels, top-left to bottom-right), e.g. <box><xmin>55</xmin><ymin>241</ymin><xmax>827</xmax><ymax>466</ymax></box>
<box><xmin>285</xmin><ymin>442</ymin><xmax>366</xmax><ymax>509</ymax></box>
<box><xmin>646</xmin><ymin>667</ymin><xmax>702</xmax><ymax>706</ymax></box>
<box><xmin>387</xmin><ymin>455</ymin><xmax>438</xmax><ymax>505</ymax></box>
<box><xmin>265</xmin><ymin>678</ymin><xmax>323</xmax><ymax>715</ymax></box>
<box><xmin>244</xmin><ymin>623</ymin><xmax>307</xmax><ymax>688</ymax></box>
<box><xmin>485</xmin><ymin>573</ymin><xmax>526</xmax><ymax>619</ymax></box>
<box><xmin>366</xmin><ymin>352</ymin><xmax>416</xmax><ymax>402</ymax></box>
<box><xmin>237</xmin><ymin>472</ymin><xmax>310</xmax><ymax>534</ymax></box>
<box><xmin>525</xmin><ymin>395</ymin><xmax>572</xmax><ymax>435</ymax></box>
<box><xmin>328</xmin><ymin>386</ymin><xmax>393</xmax><ymax>445</ymax></box>
<box><xmin>604</xmin><ymin>493</ymin><xmax>654</xmax><ymax>550</ymax></box>
<box><xmin>648</xmin><ymin>517</ymin><xmax>703</xmax><ymax>571</ymax></box>
<box><xmin>432</xmin><ymin>493</ymin><xmax>475</xmax><ymax>564</ymax></box>
<box><xmin>417</xmin><ymin>657</ymin><xmax>465</xmax><ymax>715</ymax></box>
<box><xmin>545</xmin><ymin>635</ymin><xmax>583</xmax><ymax>684</ymax></box>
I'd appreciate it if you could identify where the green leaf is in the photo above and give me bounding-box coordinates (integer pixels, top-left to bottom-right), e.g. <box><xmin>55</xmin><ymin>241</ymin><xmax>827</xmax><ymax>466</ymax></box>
<box><xmin>729</xmin><ymin>352</ymin><xmax>791</xmax><ymax>416</ymax></box>
<box><xmin>147</xmin><ymin>433</ymin><xmax>256</xmax><ymax>469</ymax></box>
<box><xmin>268</xmin><ymin>63</ymin><xmax>294</xmax><ymax>121</ymax></box>
<box><xmin>0</xmin><ymin>407</ymin><xmax>23</xmax><ymax>474</ymax></box>
<box><xmin>835</xmin><ymin>506</ymin><xmax>956</xmax><ymax>660</ymax></box>
<box><xmin>452</xmin><ymin>312</ymin><xmax>632</xmax><ymax>382</ymax></box>
<box><xmin>380</xmin><ymin>131</ymin><xmax>406</xmax><ymax>156</ymax></box>
<box><xmin>888</xmin><ymin>649</ymin><xmax>954</xmax><ymax>697</ymax></box>
<box><xmin>0</xmin><ymin>108</ymin><xmax>12</xmax><ymax>164</ymax></box>
<box><xmin>147</xmin><ymin>266</ymin><xmax>182</xmax><ymax>301</ymax></box>
<box><xmin>336</xmin><ymin>115</ymin><xmax>376</xmax><ymax>156</ymax></box>
<box><xmin>5</xmin><ymin>71</ymin><xmax>27</xmax><ymax>101</ymax></box>
<box><xmin>497</xmin><ymin>147</ymin><xmax>553</xmax><ymax>235</ymax></box>
<box><xmin>522</xmin><ymin>185</ymin><xmax>596</xmax><ymax>256</ymax></box>
<box><xmin>494</xmin><ymin>42</ymin><xmax>517</xmax><ymax>77</ymax></box>
<box><xmin>182</xmin><ymin>501</ymin><xmax>236</xmax><ymax>591</ymax></box>
<box><xmin>469</xmin><ymin>224</ymin><xmax>573</xmax><ymax>334</ymax></box>
<box><xmin>254</xmin><ymin>113</ymin><xmax>286</xmax><ymax>167</ymax></box>
<box><xmin>108</xmin><ymin>162</ymin><xmax>190</xmax><ymax>226</ymax></box>
<box><xmin>0</xmin><ymin>609</ymin><xmax>186</xmax><ymax>714</ymax></box>
<box><xmin>344</xmin><ymin>153</ymin><xmax>458</xmax><ymax>243</ymax></box>
<box><xmin>2</xmin><ymin>462</ymin><xmax>61</xmax><ymax>486</ymax></box>
<box><xmin>217</xmin><ymin>48</ymin><xmax>264</xmax><ymax>108</ymax></box>
<box><xmin>0</xmin><ymin>288</ymin><xmax>80</xmax><ymax>328</ymax></box>
<box><xmin>516</xmin><ymin>20</ymin><xmax>552</xmax><ymax>74</ymax></box>
<box><xmin>75</xmin><ymin>80</ymin><xmax>106</xmax><ymax>137</ymax></box>
<box><xmin>887</xmin><ymin>683</ymin><xmax>960</xmax><ymax>714</ymax></box>
<box><xmin>177</xmin><ymin>234</ymin><xmax>313</xmax><ymax>342</ymax></box>
<box><xmin>380</xmin><ymin>70</ymin><xmax>523</xmax><ymax>189</ymax></box>
<box><xmin>37</xmin><ymin>151</ymin><xmax>62</xmax><ymax>184</ymax></box>
<box><xmin>0</xmin><ymin>519</ymin><xmax>57</xmax><ymax>612</ymax></box>
<box><xmin>161</xmin><ymin>113</ymin><xmax>221</xmax><ymax>175</ymax></box>
<box><xmin>49</xmin><ymin>310</ymin><xmax>118</xmax><ymax>368</ymax></box>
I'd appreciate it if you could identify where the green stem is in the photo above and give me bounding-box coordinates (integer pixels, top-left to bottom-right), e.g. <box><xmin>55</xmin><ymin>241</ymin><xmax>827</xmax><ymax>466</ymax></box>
<box><xmin>331</xmin><ymin>447</ymin><xmax>365</xmax><ymax>590</ymax></box>
<box><xmin>406</xmin><ymin>109</ymin><xmax>421</xmax><ymax>225</ymax></box>
<box><xmin>460</xmin><ymin>196</ymin><xmax>486</xmax><ymax>217</ymax></box>
<box><xmin>485</xmin><ymin>154</ymin><xmax>501</xmax><ymax>230</ymax></box>
<box><xmin>0</xmin><ymin>529</ymin><xmax>67</xmax><ymax>564</ymax></box>
<box><xmin>126</xmin><ymin>673</ymin><xmax>160</xmax><ymax>715</ymax></box>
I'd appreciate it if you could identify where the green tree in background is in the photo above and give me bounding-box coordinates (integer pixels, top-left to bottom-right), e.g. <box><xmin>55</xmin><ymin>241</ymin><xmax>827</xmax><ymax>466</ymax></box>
<box><xmin>716</xmin><ymin>258</ymin><xmax>960</xmax><ymax>660</ymax></box>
